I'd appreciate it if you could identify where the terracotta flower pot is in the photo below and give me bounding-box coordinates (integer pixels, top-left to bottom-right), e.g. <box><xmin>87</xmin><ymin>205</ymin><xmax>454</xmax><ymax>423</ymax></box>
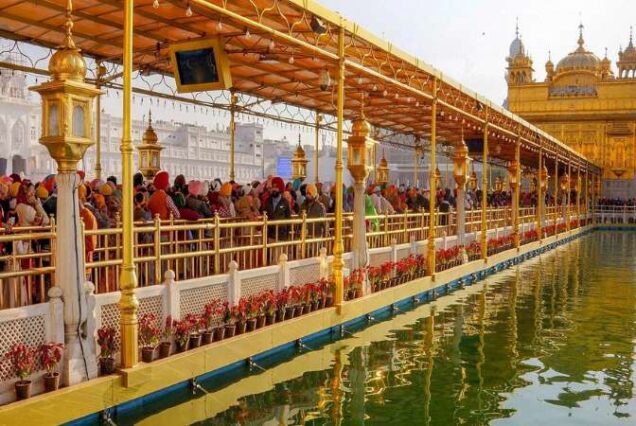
<box><xmin>201</xmin><ymin>330</ymin><xmax>213</xmax><ymax>345</ymax></box>
<box><xmin>15</xmin><ymin>380</ymin><xmax>31</xmax><ymax>401</ymax></box>
<box><xmin>213</xmin><ymin>326</ymin><xmax>225</xmax><ymax>342</ymax></box>
<box><xmin>256</xmin><ymin>315</ymin><xmax>266</xmax><ymax>329</ymax></box>
<box><xmin>43</xmin><ymin>372</ymin><xmax>60</xmax><ymax>393</ymax></box>
<box><xmin>189</xmin><ymin>333</ymin><xmax>201</xmax><ymax>349</ymax></box>
<box><xmin>159</xmin><ymin>341</ymin><xmax>171</xmax><ymax>358</ymax></box>
<box><xmin>246</xmin><ymin>318</ymin><xmax>257</xmax><ymax>332</ymax></box>
<box><xmin>266</xmin><ymin>313</ymin><xmax>276</xmax><ymax>326</ymax></box>
<box><xmin>224</xmin><ymin>324</ymin><xmax>236</xmax><ymax>338</ymax></box>
<box><xmin>141</xmin><ymin>347</ymin><xmax>155</xmax><ymax>363</ymax></box>
<box><xmin>235</xmin><ymin>321</ymin><xmax>247</xmax><ymax>335</ymax></box>
<box><xmin>99</xmin><ymin>357</ymin><xmax>116</xmax><ymax>375</ymax></box>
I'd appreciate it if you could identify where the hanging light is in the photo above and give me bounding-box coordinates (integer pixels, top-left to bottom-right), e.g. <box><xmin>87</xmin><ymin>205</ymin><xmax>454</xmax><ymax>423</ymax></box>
<box><xmin>376</xmin><ymin>150</ymin><xmax>389</xmax><ymax>185</ymax></box>
<box><xmin>153</xmin><ymin>0</ymin><xmax>159</xmax><ymax>9</ymax></box>
<box><xmin>245</xmin><ymin>27</ymin><xmax>251</xmax><ymax>39</ymax></box>
<box><xmin>185</xmin><ymin>1</ymin><xmax>192</xmax><ymax>16</ymax></box>
<box><xmin>288</xmin><ymin>55</ymin><xmax>295</xmax><ymax>64</ymax></box>
<box><xmin>382</xmin><ymin>89</ymin><xmax>388</xmax><ymax>97</ymax></box>
<box><xmin>319</xmin><ymin>68</ymin><xmax>331</xmax><ymax>91</ymax></box>
<box><xmin>217</xmin><ymin>20</ymin><xmax>223</xmax><ymax>31</ymax></box>
<box><xmin>268</xmin><ymin>40</ymin><xmax>276</xmax><ymax>50</ymax></box>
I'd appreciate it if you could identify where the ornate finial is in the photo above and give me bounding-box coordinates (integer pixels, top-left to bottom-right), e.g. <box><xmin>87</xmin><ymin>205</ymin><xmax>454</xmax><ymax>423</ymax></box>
<box><xmin>297</xmin><ymin>133</ymin><xmax>301</xmax><ymax>147</ymax></box>
<box><xmin>64</xmin><ymin>0</ymin><xmax>76</xmax><ymax>50</ymax></box>
<box><xmin>148</xmin><ymin>110</ymin><xmax>153</xmax><ymax>127</ymax></box>
<box><xmin>630</xmin><ymin>26</ymin><xmax>634</xmax><ymax>47</ymax></box>
<box><xmin>548</xmin><ymin>50</ymin><xmax>552</xmax><ymax>61</ymax></box>
<box><xmin>577</xmin><ymin>21</ymin><xmax>585</xmax><ymax>48</ymax></box>
<box><xmin>515</xmin><ymin>17</ymin><xmax>519</xmax><ymax>38</ymax></box>
<box><xmin>604</xmin><ymin>47</ymin><xmax>608</xmax><ymax>59</ymax></box>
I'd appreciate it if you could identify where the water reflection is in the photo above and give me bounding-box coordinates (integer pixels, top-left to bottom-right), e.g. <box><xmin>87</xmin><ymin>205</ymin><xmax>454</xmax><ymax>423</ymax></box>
<box><xmin>126</xmin><ymin>232</ymin><xmax>636</xmax><ymax>425</ymax></box>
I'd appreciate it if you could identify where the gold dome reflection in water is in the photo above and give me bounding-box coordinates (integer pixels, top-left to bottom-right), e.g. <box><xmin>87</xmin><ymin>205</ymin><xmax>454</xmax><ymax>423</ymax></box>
<box><xmin>125</xmin><ymin>232</ymin><xmax>636</xmax><ymax>425</ymax></box>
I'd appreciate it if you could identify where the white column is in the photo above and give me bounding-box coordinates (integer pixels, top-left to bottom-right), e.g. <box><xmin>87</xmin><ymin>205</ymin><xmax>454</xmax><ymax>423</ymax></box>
<box><xmin>351</xmin><ymin>181</ymin><xmax>368</xmax><ymax>271</ymax></box>
<box><xmin>56</xmin><ymin>171</ymin><xmax>97</xmax><ymax>385</ymax></box>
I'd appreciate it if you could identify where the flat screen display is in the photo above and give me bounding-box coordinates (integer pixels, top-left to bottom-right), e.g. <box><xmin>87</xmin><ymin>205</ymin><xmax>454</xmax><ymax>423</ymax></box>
<box><xmin>174</xmin><ymin>48</ymin><xmax>219</xmax><ymax>86</ymax></box>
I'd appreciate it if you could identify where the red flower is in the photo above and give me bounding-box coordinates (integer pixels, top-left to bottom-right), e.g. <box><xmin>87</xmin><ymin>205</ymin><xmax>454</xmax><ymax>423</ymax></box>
<box><xmin>39</xmin><ymin>342</ymin><xmax>64</xmax><ymax>374</ymax></box>
<box><xmin>5</xmin><ymin>343</ymin><xmax>36</xmax><ymax>381</ymax></box>
<box><xmin>96</xmin><ymin>327</ymin><xmax>116</xmax><ymax>359</ymax></box>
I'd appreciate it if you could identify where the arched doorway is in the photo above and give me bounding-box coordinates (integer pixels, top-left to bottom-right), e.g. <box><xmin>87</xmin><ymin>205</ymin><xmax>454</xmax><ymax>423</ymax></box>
<box><xmin>12</xmin><ymin>155</ymin><xmax>26</xmax><ymax>176</ymax></box>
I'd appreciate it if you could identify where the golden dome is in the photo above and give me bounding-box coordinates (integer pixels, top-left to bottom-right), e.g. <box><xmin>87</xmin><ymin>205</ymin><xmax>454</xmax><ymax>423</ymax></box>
<box><xmin>555</xmin><ymin>24</ymin><xmax>601</xmax><ymax>75</ymax></box>
<box><xmin>378</xmin><ymin>155</ymin><xmax>388</xmax><ymax>168</ymax></box>
<box><xmin>294</xmin><ymin>141</ymin><xmax>306</xmax><ymax>159</ymax></box>
<box><xmin>49</xmin><ymin>5</ymin><xmax>86</xmax><ymax>82</ymax></box>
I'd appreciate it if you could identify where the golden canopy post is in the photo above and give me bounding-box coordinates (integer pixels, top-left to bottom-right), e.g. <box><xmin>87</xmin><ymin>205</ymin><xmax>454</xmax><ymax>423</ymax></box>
<box><xmin>426</xmin><ymin>78</ymin><xmax>438</xmax><ymax>277</ymax></box>
<box><xmin>453</xmin><ymin>135</ymin><xmax>468</xmax><ymax>249</ymax></box>
<box><xmin>229</xmin><ymin>91</ymin><xmax>237</xmax><ymax>181</ymax></box>
<box><xmin>576</xmin><ymin>171</ymin><xmax>582</xmax><ymax>226</ymax></box>
<box><xmin>314</xmin><ymin>112</ymin><xmax>321</xmax><ymax>183</ymax></box>
<box><xmin>414</xmin><ymin>139</ymin><xmax>422</xmax><ymax>187</ymax></box>
<box><xmin>510</xmin><ymin>135</ymin><xmax>521</xmax><ymax>249</ymax></box>
<box><xmin>95</xmin><ymin>61</ymin><xmax>106</xmax><ymax>180</ymax></box>
<box><xmin>480</xmin><ymin>122</ymin><xmax>489</xmax><ymax>260</ymax></box>
<box><xmin>554</xmin><ymin>156</ymin><xmax>559</xmax><ymax>230</ymax></box>
<box><xmin>537</xmin><ymin>147</ymin><xmax>544</xmax><ymax>241</ymax></box>
<box><xmin>333</xmin><ymin>24</ymin><xmax>345</xmax><ymax>312</ymax></box>
<box><xmin>119</xmin><ymin>0</ymin><xmax>139</xmax><ymax>369</ymax></box>
<box><xmin>566</xmin><ymin>159</ymin><xmax>572</xmax><ymax>231</ymax></box>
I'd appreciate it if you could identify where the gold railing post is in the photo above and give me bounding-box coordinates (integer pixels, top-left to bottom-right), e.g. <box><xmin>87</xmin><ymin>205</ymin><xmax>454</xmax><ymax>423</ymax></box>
<box><xmin>300</xmin><ymin>211</ymin><xmax>307</xmax><ymax>259</ymax></box>
<box><xmin>214</xmin><ymin>213</ymin><xmax>221</xmax><ymax>274</ymax></box>
<box><xmin>95</xmin><ymin>60</ymin><xmax>105</xmax><ymax>180</ymax></box>
<box><xmin>153</xmin><ymin>214</ymin><xmax>161</xmax><ymax>285</ymax></box>
<box><xmin>262</xmin><ymin>212</ymin><xmax>269</xmax><ymax>267</ymax></box>
<box><xmin>426</xmin><ymin>78</ymin><xmax>438</xmax><ymax>277</ymax></box>
<box><xmin>333</xmin><ymin>23</ymin><xmax>346</xmax><ymax>312</ymax></box>
<box><xmin>480</xmin><ymin>121</ymin><xmax>489</xmax><ymax>260</ymax></box>
<box><xmin>513</xmin><ymin>134</ymin><xmax>521</xmax><ymax>248</ymax></box>
<box><xmin>566</xmin><ymin>159</ymin><xmax>572</xmax><ymax>231</ymax></box>
<box><xmin>554</xmin><ymin>155</ymin><xmax>559</xmax><ymax>232</ymax></box>
<box><xmin>537</xmin><ymin>146</ymin><xmax>544</xmax><ymax>241</ymax></box>
<box><xmin>118</xmin><ymin>0</ymin><xmax>139</xmax><ymax>369</ymax></box>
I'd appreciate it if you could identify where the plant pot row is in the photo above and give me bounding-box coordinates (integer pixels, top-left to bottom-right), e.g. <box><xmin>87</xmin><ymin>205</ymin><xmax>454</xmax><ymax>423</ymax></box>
<box><xmin>136</xmin><ymin>297</ymin><xmax>335</xmax><ymax>362</ymax></box>
<box><xmin>12</xmin><ymin>372</ymin><xmax>61</xmax><ymax>401</ymax></box>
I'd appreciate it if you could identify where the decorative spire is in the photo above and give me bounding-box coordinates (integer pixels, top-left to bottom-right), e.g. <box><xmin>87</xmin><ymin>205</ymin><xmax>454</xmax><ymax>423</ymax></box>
<box><xmin>629</xmin><ymin>26</ymin><xmax>634</xmax><ymax>48</ymax></box>
<box><xmin>297</xmin><ymin>133</ymin><xmax>301</xmax><ymax>147</ymax></box>
<box><xmin>148</xmin><ymin>110</ymin><xmax>153</xmax><ymax>127</ymax></box>
<box><xmin>64</xmin><ymin>0</ymin><xmax>76</xmax><ymax>50</ymax></box>
<box><xmin>577</xmin><ymin>21</ymin><xmax>585</xmax><ymax>49</ymax></box>
<box><xmin>515</xmin><ymin>17</ymin><xmax>519</xmax><ymax>38</ymax></box>
<box><xmin>604</xmin><ymin>47</ymin><xmax>608</xmax><ymax>59</ymax></box>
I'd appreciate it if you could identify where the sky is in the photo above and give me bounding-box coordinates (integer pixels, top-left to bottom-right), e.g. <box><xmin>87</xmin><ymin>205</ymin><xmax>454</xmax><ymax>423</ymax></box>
<box><xmin>319</xmin><ymin>0</ymin><xmax>636</xmax><ymax>103</ymax></box>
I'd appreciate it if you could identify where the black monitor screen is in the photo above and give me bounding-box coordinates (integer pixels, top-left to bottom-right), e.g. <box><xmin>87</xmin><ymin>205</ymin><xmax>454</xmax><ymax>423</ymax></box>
<box><xmin>174</xmin><ymin>47</ymin><xmax>219</xmax><ymax>86</ymax></box>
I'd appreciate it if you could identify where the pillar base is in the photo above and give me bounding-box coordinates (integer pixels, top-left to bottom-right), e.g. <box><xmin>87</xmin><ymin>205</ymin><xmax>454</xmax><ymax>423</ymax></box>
<box><xmin>62</xmin><ymin>326</ymin><xmax>98</xmax><ymax>386</ymax></box>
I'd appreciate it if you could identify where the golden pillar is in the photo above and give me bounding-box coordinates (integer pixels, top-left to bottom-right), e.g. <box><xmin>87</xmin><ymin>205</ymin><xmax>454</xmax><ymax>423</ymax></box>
<box><xmin>332</xmin><ymin>24</ymin><xmax>345</xmax><ymax>312</ymax></box>
<box><xmin>576</xmin><ymin>172</ymin><xmax>582</xmax><ymax>225</ymax></box>
<box><xmin>566</xmin><ymin>160</ymin><xmax>572</xmax><ymax>231</ymax></box>
<box><xmin>95</xmin><ymin>61</ymin><xmax>106</xmax><ymax>180</ymax></box>
<box><xmin>480</xmin><ymin>123</ymin><xmax>489</xmax><ymax>260</ymax></box>
<box><xmin>510</xmin><ymin>136</ymin><xmax>520</xmax><ymax>248</ymax></box>
<box><xmin>453</xmin><ymin>137</ymin><xmax>468</xmax><ymax>247</ymax></box>
<box><xmin>414</xmin><ymin>139</ymin><xmax>422</xmax><ymax>187</ymax></box>
<box><xmin>537</xmin><ymin>148</ymin><xmax>544</xmax><ymax>241</ymax></box>
<box><xmin>314</xmin><ymin>112</ymin><xmax>322</xmax><ymax>183</ymax></box>
<box><xmin>229</xmin><ymin>92</ymin><xmax>237</xmax><ymax>181</ymax></box>
<box><xmin>554</xmin><ymin>156</ymin><xmax>559</xmax><ymax>229</ymax></box>
<box><xmin>118</xmin><ymin>0</ymin><xmax>139</xmax><ymax>369</ymax></box>
<box><xmin>426</xmin><ymin>79</ymin><xmax>438</xmax><ymax>276</ymax></box>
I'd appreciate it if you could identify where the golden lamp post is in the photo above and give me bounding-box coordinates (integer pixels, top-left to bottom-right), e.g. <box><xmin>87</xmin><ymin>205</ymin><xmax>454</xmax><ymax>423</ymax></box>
<box><xmin>453</xmin><ymin>140</ymin><xmax>468</xmax><ymax>247</ymax></box>
<box><xmin>291</xmin><ymin>134</ymin><xmax>308</xmax><ymax>181</ymax></box>
<box><xmin>347</xmin><ymin>114</ymin><xmax>375</xmax><ymax>287</ymax></box>
<box><xmin>137</xmin><ymin>111</ymin><xmax>163</xmax><ymax>180</ymax></box>
<box><xmin>375</xmin><ymin>151</ymin><xmax>389</xmax><ymax>185</ymax></box>
<box><xmin>29</xmin><ymin>0</ymin><xmax>101</xmax><ymax>385</ymax></box>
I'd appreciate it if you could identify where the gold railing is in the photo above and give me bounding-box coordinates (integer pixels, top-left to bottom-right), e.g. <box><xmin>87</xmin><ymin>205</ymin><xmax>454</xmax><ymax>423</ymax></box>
<box><xmin>0</xmin><ymin>224</ymin><xmax>56</xmax><ymax>309</ymax></box>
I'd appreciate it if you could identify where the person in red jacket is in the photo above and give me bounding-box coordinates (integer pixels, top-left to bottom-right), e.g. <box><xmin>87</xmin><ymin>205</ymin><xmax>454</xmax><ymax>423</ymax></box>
<box><xmin>148</xmin><ymin>171</ymin><xmax>180</xmax><ymax>220</ymax></box>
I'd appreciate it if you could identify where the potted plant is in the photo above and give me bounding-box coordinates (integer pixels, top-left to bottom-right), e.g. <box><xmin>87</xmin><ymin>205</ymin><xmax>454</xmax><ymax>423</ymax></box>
<box><xmin>220</xmin><ymin>301</ymin><xmax>236</xmax><ymax>338</ymax></box>
<box><xmin>263</xmin><ymin>290</ymin><xmax>277</xmax><ymax>325</ymax></box>
<box><xmin>276</xmin><ymin>288</ymin><xmax>291</xmax><ymax>322</ymax></box>
<box><xmin>184</xmin><ymin>314</ymin><xmax>202</xmax><ymax>349</ymax></box>
<box><xmin>320</xmin><ymin>277</ymin><xmax>335</xmax><ymax>307</ymax></box>
<box><xmin>233</xmin><ymin>300</ymin><xmax>248</xmax><ymax>335</ymax></box>
<box><xmin>380</xmin><ymin>262</ymin><xmax>393</xmax><ymax>289</ymax></box>
<box><xmin>96</xmin><ymin>326</ymin><xmax>116</xmax><ymax>375</ymax></box>
<box><xmin>348</xmin><ymin>269</ymin><xmax>364</xmax><ymax>299</ymax></box>
<box><xmin>5</xmin><ymin>343</ymin><xmax>36</xmax><ymax>400</ymax></box>
<box><xmin>201</xmin><ymin>301</ymin><xmax>218</xmax><ymax>344</ymax></box>
<box><xmin>39</xmin><ymin>342</ymin><xmax>64</xmax><ymax>392</ymax></box>
<box><xmin>139</xmin><ymin>313</ymin><xmax>161</xmax><ymax>363</ymax></box>
<box><xmin>244</xmin><ymin>296</ymin><xmax>260</xmax><ymax>332</ymax></box>
<box><xmin>173</xmin><ymin>319</ymin><xmax>191</xmax><ymax>353</ymax></box>
<box><xmin>159</xmin><ymin>316</ymin><xmax>173</xmax><ymax>359</ymax></box>
<box><xmin>254</xmin><ymin>294</ymin><xmax>267</xmax><ymax>329</ymax></box>
<box><xmin>290</xmin><ymin>286</ymin><xmax>305</xmax><ymax>316</ymax></box>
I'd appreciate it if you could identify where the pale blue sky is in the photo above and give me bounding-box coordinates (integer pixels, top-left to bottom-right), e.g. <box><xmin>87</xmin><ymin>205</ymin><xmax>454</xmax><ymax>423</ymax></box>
<box><xmin>320</xmin><ymin>0</ymin><xmax>636</xmax><ymax>103</ymax></box>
